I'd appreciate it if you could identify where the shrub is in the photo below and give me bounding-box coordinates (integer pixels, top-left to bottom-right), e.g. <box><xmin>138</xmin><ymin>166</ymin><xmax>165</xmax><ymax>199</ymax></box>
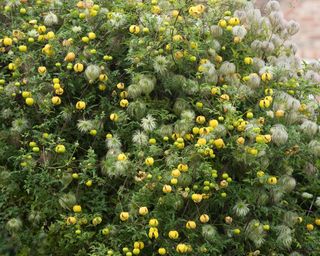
<box><xmin>0</xmin><ymin>0</ymin><xmax>319</xmax><ymax>255</ymax></box>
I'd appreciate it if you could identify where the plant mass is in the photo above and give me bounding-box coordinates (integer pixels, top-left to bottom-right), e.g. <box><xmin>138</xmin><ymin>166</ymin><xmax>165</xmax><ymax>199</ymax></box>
<box><xmin>0</xmin><ymin>0</ymin><xmax>319</xmax><ymax>255</ymax></box>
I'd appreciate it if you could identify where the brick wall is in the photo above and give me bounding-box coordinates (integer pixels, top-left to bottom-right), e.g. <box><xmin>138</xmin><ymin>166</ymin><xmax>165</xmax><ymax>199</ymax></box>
<box><xmin>256</xmin><ymin>0</ymin><xmax>320</xmax><ymax>60</ymax></box>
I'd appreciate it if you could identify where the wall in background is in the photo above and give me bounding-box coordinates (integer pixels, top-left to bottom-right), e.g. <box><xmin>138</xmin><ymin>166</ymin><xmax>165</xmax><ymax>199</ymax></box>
<box><xmin>256</xmin><ymin>0</ymin><xmax>320</xmax><ymax>60</ymax></box>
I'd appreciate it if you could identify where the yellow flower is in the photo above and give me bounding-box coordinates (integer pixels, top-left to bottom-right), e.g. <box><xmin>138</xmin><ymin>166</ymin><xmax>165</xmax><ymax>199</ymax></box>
<box><xmin>53</xmin><ymin>83</ymin><xmax>61</xmax><ymax>89</ymax></box>
<box><xmin>89</xmin><ymin>129</ymin><xmax>97</xmax><ymax>136</ymax></box>
<box><xmin>37</xmin><ymin>25</ymin><xmax>47</xmax><ymax>34</ymax></box>
<box><xmin>220</xmin><ymin>180</ymin><xmax>229</xmax><ymax>188</ymax></box>
<box><xmin>214</xmin><ymin>138</ymin><xmax>225</xmax><ymax>149</ymax></box>
<box><xmin>148</xmin><ymin>227</ymin><xmax>159</xmax><ymax>239</ymax></box>
<box><xmin>85</xmin><ymin>180</ymin><xmax>93</xmax><ymax>187</ymax></box>
<box><xmin>106</xmin><ymin>133</ymin><xmax>113</xmax><ymax>139</ymax></box>
<box><xmin>88</xmin><ymin>32</ymin><xmax>96</xmax><ymax>39</ymax></box>
<box><xmin>209</xmin><ymin>119</ymin><xmax>219</xmax><ymax>128</ymax></box>
<box><xmin>171</xmin><ymin>169</ymin><xmax>181</xmax><ymax>178</ymax></box>
<box><xmin>297</xmin><ymin>217</ymin><xmax>303</xmax><ymax>223</ymax></box>
<box><xmin>64</xmin><ymin>52</ymin><xmax>76</xmax><ymax>62</ymax></box>
<box><xmin>82</xmin><ymin>36</ymin><xmax>89</xmax><ymax>43</ymax></box>
<box><xmin>196</xmin><ymin>4</ymin><xmax>205</xmax><ymax>13</ymax></box>
<box><xmin>38</xmin><ymin>66</ymin><xmax>47</xmax><ymax>74</ymax></box>
<box><xmin>263</xmin><ymin>134</ymin><xmax>272</xmax><ymax>143</ymax></box>
<box><xmin>177</xmin><ymin>163</ymin><xmax>188</xmax><ymax>172</ymax></box>
<box><xmin>173</xmin><ymin>34</ymin><xmax>183</xmax><ymax>42</ymax></box>
<box><xmin>172</xmin><ymin>10</ymin><xmax>179</xmax><ymax>17</ymax></box>
<box><xmin>120</xmin><ymin>99</ymin><xmax>129</xmax><ymax>108</ymax></box>
<box><xmin>192</xmin><ymin>127</ymin><xmax>200</xmax><ymax>134</ymax></box>
<box><xmin>132</xmin><ymin>248</ymin><xmax>140</xmax><ymax>255</ymax></box>
<box><xmin>211</xmin><ymin>87</ymin><xmax>220</xmax><ymax>95</ymax></box>
<box><xmin>55</xmin><ymin>87</ymin><xmax>64</xmax><ymax>95</ymax></box>
<box><xmin>25</xmin><ymin>97</ymin><xmax>35</xmax><ymax>106</ymax></box>
<box><xmin>176</xmin><ymin>244</ymin><xmax>188</xmax><ymax>253</ymax></box>
<box><xmin>170</xmin><ymin>178</ymin><xmax>178</xmax><ymax>185</ymax></box>
<box><xmin>117</xmin><ymin>153</ymin><xmax>127</xmax><ymax>161</ymax></box>
<box><xmin>186</xmin><ymin>221</ymin><xmax>197</xmax><ymax>229</ymax></box>
<box><xmin>99</xmin><ymin>84</ymin><xmax>107</xmax><ymax>91</ymax></box>
<box><xmin>255</xmin><ymin>135</ymin><xmax>265</xmax><ymax>144</ymax></box>
<box><xmin>51</xmin><ymin>96</ymin><xmax>61</xmax><ymax>105</ymax></box>
<box><xmin>168</xmin><ymin>230</ymin><xmax>179</xmax><ymax>239</ymax></box>
<box><xmin>66</xmin><ymin>216</ymin><xmax>77</xmax><ymax>225</ymax></box>
<box><xmin>3</xmin><ymin>37</ymin><xmax>13</xmax><ymax>46</ymax></box>
<box><xmin>42</xmin><ymin>44</ymin><xmax>54</xmax><ymax>56</ymax></box>
<box><xmin>110</xmin><ymin>113</ymin><xmax>118</xmax><ymax>121</ymax></box>
<box><xmin>129</xmin><ymin>25</ymin><xmax>140</xmax><ymax>34</ymax></box>
<box><xmin>102</xmin><ymin>227</ymin><xmax>110</xmax><ymax>235</ymax></box>
<box><xmin>196</xmin><ymin>115</ymin><xmax>206</xmax><ymax>124</ymax></box>
<box><xmin>145</xmin><ymin>157</ymin><xmax>154</xmax><ymax>166</ymax></box>
<box><xmin>233</xmin><ymin>36</ymin><xmax>241</xmax><ymax>43</ymax></box>
<box><xmin>73</xmin><ymin>205</ymin><xmax>82</xmax><ymax>213</ymax></box>
<box><xmin>22</xmin><ymin>91</ymin><xmax>31</xmax><ymax>98</ymax></box>
<box><xmin>200</xmin><ymin>59</ymin><xmax>209</xmax><ymax>64</ymax></box>
<box><xmin>257</xmin><ymin>171</ymin><xmax>265</xmax><ymax>177</ymax></box>
<box><xmin>225</xmin><ymin>216</ymin><xmax>233</xmax><ymax>224</ymax></box>
<box><xmin>149</xmin><ymin>218</ymin><xmax>159</xmax><ymax>227</ymax></box>
<box><xmin>246</xmin><ymin>112</ymin><xmax>253</xmax><ymax>119</ymax></box>
<box><xmin>8</xmin><ymin>63</ymin><xmax>15</xmax><ymax>71</ymax></box>
<box><xmin>228</xmin><ymin>17</ymin><xmax>240</xmax><ymax>26</ymax></box>
<box><xmin>267</xmin><ymin>176</ymin><xmax>277</xmax><ymax>185</ymax></box>
<box><xmin>92</xmin><ymin>216</ymin><xmax>102</xmax><ymax>226</ymax></box>
<box><xmin>18</xmin><ymin>45</ymin><xmax>27</xmax><ymax>52</ymax></box>
<box><xmin>261</xmin><ymin>72</ymin><xmax>272</xmax><ymax>82</ymax></box>
<box><xmin>138</xmin><ymin>207</ymin><xmax>148</xmax><ymax>216</ymax></box>
<box><xmin>200</xmin><ymin>214</ymin><xmax>210</xmax><ymax>223</ymax></box>
<box><xmin>263</xmin><ymin>224</ymin><xmax>270</xmax><ymax>231</ymax></box>
<box><xmin>248</xmin><ymin>148</ymin><xmax>258</xmax><ymax>156</ymax></box>
<box><xmin>158</xmin><ymin>248</ymin><xmax>167</xmax><ymax>255</ymax></box>
<box><xmin>197</xmin><ymin>138</ymin><xmax>206</xmax><ymax>146</ymax></box>
<box><xmin>188</xmin><ymin>6</ymin><xmax>199</xmax><ymax>17</ymax></box>
<box><xmin>76</xmin><ymin>100</ymin><xmax>86</xmax><ymax>110</ymax></box>
<box><xmin>72</xmin><ymin>173</ymin><xmax>79</xmax><ymax>179</ymax></box>
<box><xmin>74</xmin><ymin>63</ymin><xmax>84</xmax><ymax>72</ymax></box>
<box><xmin>275</xmin><ymin>110</ymin><xmax>285</xmax><ymax>118</ymax></box>
<box><xmin>119</xmin><ymin>212</ymin><xmax>129</xmax><ymax>221</ymax></box>
<box><xmin>265</xmin><ymin>88</ymin><xmax>274</xmax><ymax>95</ymax></box>
<box><xmin>237</xmin><ymin>137</ymin><xmax>245</xmax><ymax>145</ymax></box>
<box><xmin>174</xmin><ymin>51</ymin><xmax>183</xmax><ymax>59</ymax></box>
<box><xmin>189</xmin><ymin>4</ymin><xmax>205</xmax><ymax>17</ymax></box>
<box><xmin>47</xmin><ymin>31</ymin><xmax>55</xmax><ymax>39</ymax></box>
<box><xmin>52</xmin><ymin>78</ymin><xmax>60</xmax><ymax>84</ymax></box>
<box><xmin>133</xmin><ymin>241</ymin><xmax>144</xmax><ymax>249</ymax></box>
<box><xmin>220</xmin><ymin>94</ymin><xmax>230</xmax><ymax>101</ymax></box>
<box><xmin>99</xmin><ymin>74</ymin><xmax>108</xmax><ymax>82</ymax></box>
<box><xmin>265</xmin><ymin>96</ymin><xmax>273</xmax><ymax>103</ymax></box>
<box><xmin>306</xmin><ymin>224</ymin><xmax>314</xmax><ymax>231</ymax></box>
<box><xmin>151</xmin><ymin>5</ymin><xmax>161</xmax><ymax>14</ymax></box>
<box><xmin>244</xmin><ymin>57</ymin><xmax>253</xmax><ymax>65</ymax></box>
<box><xmin>218</xmin><ymin>19</ymin><xmax>227</xmax><ymax>28</ymax></box>
<box><xmin>162</xmin><ymin>185</ymin><xmax>172</xmax><ymax>193</ymax></box>
<box><xmin>55</xmin><ymin>144</ymin><xmax>66</xmax><ymax>153</ymax></box>
<box><xmin>191</xmin><ymin>193</ymin><xmax>202</xmax><ymax>203</ymax></box>
<box><xmin>233</xmin><ymin>228</ymin><xmax>241</xmax><ymax>235</ymax></box>
<box><xmin>259</xmin><ymin>99</ymin><xmax>271</xmax><ymax>108</ymax></box>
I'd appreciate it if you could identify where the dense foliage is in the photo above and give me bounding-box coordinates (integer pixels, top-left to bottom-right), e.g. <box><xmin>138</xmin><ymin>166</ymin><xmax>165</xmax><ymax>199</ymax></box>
<box><xmin>0</xmin><ymin>0</ymin><xmax>319</xmax><ymax>255</ymax></box>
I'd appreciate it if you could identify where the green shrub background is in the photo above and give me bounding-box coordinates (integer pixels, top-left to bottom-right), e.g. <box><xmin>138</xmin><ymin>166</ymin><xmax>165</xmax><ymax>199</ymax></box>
<box><xmin>0</xmin><ymin>0</ymin><xmax>319</xmax><ymax>255</ymax></box>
